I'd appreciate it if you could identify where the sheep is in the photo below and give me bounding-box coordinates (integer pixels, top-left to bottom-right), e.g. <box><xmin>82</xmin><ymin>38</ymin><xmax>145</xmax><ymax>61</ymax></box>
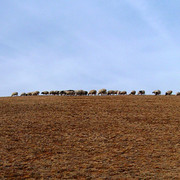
<box><xmin>88</xmin><ymin>90</ymin><xmax>97</xmax><ymax>96</ymax></box>
<box><xmin>75</xmin><ymin>90</ymin><xmax>87</xmax><ymax>96</ymax></box>
<box><xmin>34</xmin><ymin>91</ymin><xmax>39</xmax><ymax>96</ymax></box>
<box><xmin>32</xmin><ymin>92</ymin><xmax>36</xmax><ymax>96</ymax></box>
<box><xmin>20</xmin><ymin>92</ymin><xmax>27</xmax><ymax>96</ymax></box>
<box><xmin>138</xmin><ymin>90</ymin><xmax>145</xmax><ymax>95</ymax></box>
<box><xmin>82</xmin><ymin>90</ymin><xmax>88</xmax><ymax>95</ymax></box>
<box><xmin>55</xmin><ymin>91</ymin><xmax>60</xmax><ymax>95</ymax></box>
<box><xmin>98</xmin><ymin>89</ymin><xmax>107</xmax><ymax>95</ymax></box>
<box><xmin>65</xmin><ymin>90</ymin><xmax>75</xmax><ymax>96</ymax></box>
<box><xmin>129</xmin><ymin>90</ymin><xmax>136</xmax><ymax>95</ymax></box>
<box><xmin>117</xmin><ymin>91</ymin><xmax>121</xmax><ymax>95</ymax></box>
<box><xmin>50</xmin><ymin>91</ymin><xmax>56</xmax><ymax>95</ymax></box>
<box><xmin>41</xmin><ymin>91</ymin><xmax>49</xmax><ymax>95</ymax></box>
<box><xmin>59</xmin><ymin>90</ymin><xmax>66</xmax><ymax>96</ymax></box>
<box><xmin>176</xmin><ymin>92</ymin><xmax>180</xmax><ymax>96</ymax></box>
<box><xmin>118</xmin><ymin>91</ymin><xmax>127</xmax><ymax>95</ymax></box>
<box><xmin>114</xmin><ymin>90</ymin><xmax>119</xmax><ymax>95</ymax></box>
<box><xmin>107</xmin><ymin>90</ymin><xmax>116</xmax><ymax>95</ymax></box>
<box><xmin>32</xmin><ymin>91</ymin><xmax>40</xmax><ymax>96</ymax></box>
<box><xmin>50</xmin><ymin>90</ymin><xmax>59</xmax><ymax>95</ymax></box>
<box><xmin>11</xmin><ymin>92</ymin><xmax>18</xmax><ymax>97</ymax></box>
<box><xmin>27</xmin><ymin>92</ymin><xmax>32</xmax><ymax>96</ymax></box>
<box><xmin>165</xmin><ymin>90</ymin><xmax>173</xmax><ymax>96</ymax></box>
<box><xmin>152</xmin><ymin>90</ymin><xmax>161</xmax><ymax>96</ymax></box>
<box><xmin>75</xmin><ymin>90</ymin><xmax>82</xmax><ymax>96</ymax></box>
<box><xmin>83</xmin><ymin>91</ymin><xmax>88</xmax><ymax>96</ymax></box>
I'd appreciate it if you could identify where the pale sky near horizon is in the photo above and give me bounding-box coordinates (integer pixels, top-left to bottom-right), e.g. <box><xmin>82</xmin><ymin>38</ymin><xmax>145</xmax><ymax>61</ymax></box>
<box><xmin>1</xmin><ymin>0</ymin><xmax>180</xmax><ymax>96</ymax></box>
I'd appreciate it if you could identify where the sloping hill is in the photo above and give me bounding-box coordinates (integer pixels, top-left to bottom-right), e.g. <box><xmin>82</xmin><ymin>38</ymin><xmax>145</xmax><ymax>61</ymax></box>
<box><xmin>0</xmin><ymin>96</ymin><xmax>179</xmax><ymax>179</ymax></box>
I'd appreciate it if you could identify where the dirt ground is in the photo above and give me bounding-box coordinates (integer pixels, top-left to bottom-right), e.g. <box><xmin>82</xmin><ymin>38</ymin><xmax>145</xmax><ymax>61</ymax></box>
<box><xmin>0</xmin><ymin>96</ymin><xmax>179</xmax><ymax>179</ymax></box>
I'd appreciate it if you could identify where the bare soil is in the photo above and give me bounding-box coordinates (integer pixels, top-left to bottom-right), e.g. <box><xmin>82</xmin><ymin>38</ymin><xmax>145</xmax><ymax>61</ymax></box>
<box><xmin>0</xmin><ymin>96</ymin><xmax>179</xmax><ymax>179</ymax></box>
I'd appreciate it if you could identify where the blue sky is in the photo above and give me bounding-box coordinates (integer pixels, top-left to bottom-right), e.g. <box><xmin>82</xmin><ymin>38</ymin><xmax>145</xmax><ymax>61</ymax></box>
<box><xmin>1</xmin><ymin>0</ymin><xmax>180</xmax><ymax>96</ymax></box>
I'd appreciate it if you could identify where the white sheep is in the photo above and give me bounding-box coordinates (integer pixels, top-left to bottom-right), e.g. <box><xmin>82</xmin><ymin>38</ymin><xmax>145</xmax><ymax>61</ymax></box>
<box><xmin>88</xmin><ymin>90</ymin><xmax>97</xmax><ymax>96</ymax></box>
<box><xmin>165</xmin><ymin>90</ymin><xmax>173</xmax><ymax>95</ymax></box>
<box><xmin>11</xmin><ymin>92</ymin><xmax>18</xmax><ymax>97</ymax></box>
<box><xmin>98</xmin><ymin>89</ymin><xmax>107</xmax><ymax>95</ymax></box>
<box><xmin>152</xmin><ymin>90</ymin><xmax>161</xmax><ymax>96</ymax></box>
<box><xmin>138</xmin><ymin>90</ymin><xmax>145</xmax><ymax>95</ymax></box>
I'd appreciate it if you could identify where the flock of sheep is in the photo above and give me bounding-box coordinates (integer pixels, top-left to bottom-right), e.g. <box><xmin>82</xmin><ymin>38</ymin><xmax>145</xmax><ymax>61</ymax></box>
<box><xmin>11</xmin><ymin>89</ymin><xmax>180</xmax><ymax>96</ymax></box>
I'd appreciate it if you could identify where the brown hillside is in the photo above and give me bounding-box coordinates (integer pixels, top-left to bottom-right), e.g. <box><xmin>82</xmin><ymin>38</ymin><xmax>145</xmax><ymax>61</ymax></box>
<box><xmin>0</xmin><ymin>96</ymin><xmax>179</xmax><ymax>179</ymax></box>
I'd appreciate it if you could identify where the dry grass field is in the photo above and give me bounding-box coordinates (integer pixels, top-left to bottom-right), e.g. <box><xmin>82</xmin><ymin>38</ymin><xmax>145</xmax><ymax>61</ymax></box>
<box><xmin>0</xmin><ymin>95</ymin><xmax>179</xmax><ymax>179</ymax></box>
